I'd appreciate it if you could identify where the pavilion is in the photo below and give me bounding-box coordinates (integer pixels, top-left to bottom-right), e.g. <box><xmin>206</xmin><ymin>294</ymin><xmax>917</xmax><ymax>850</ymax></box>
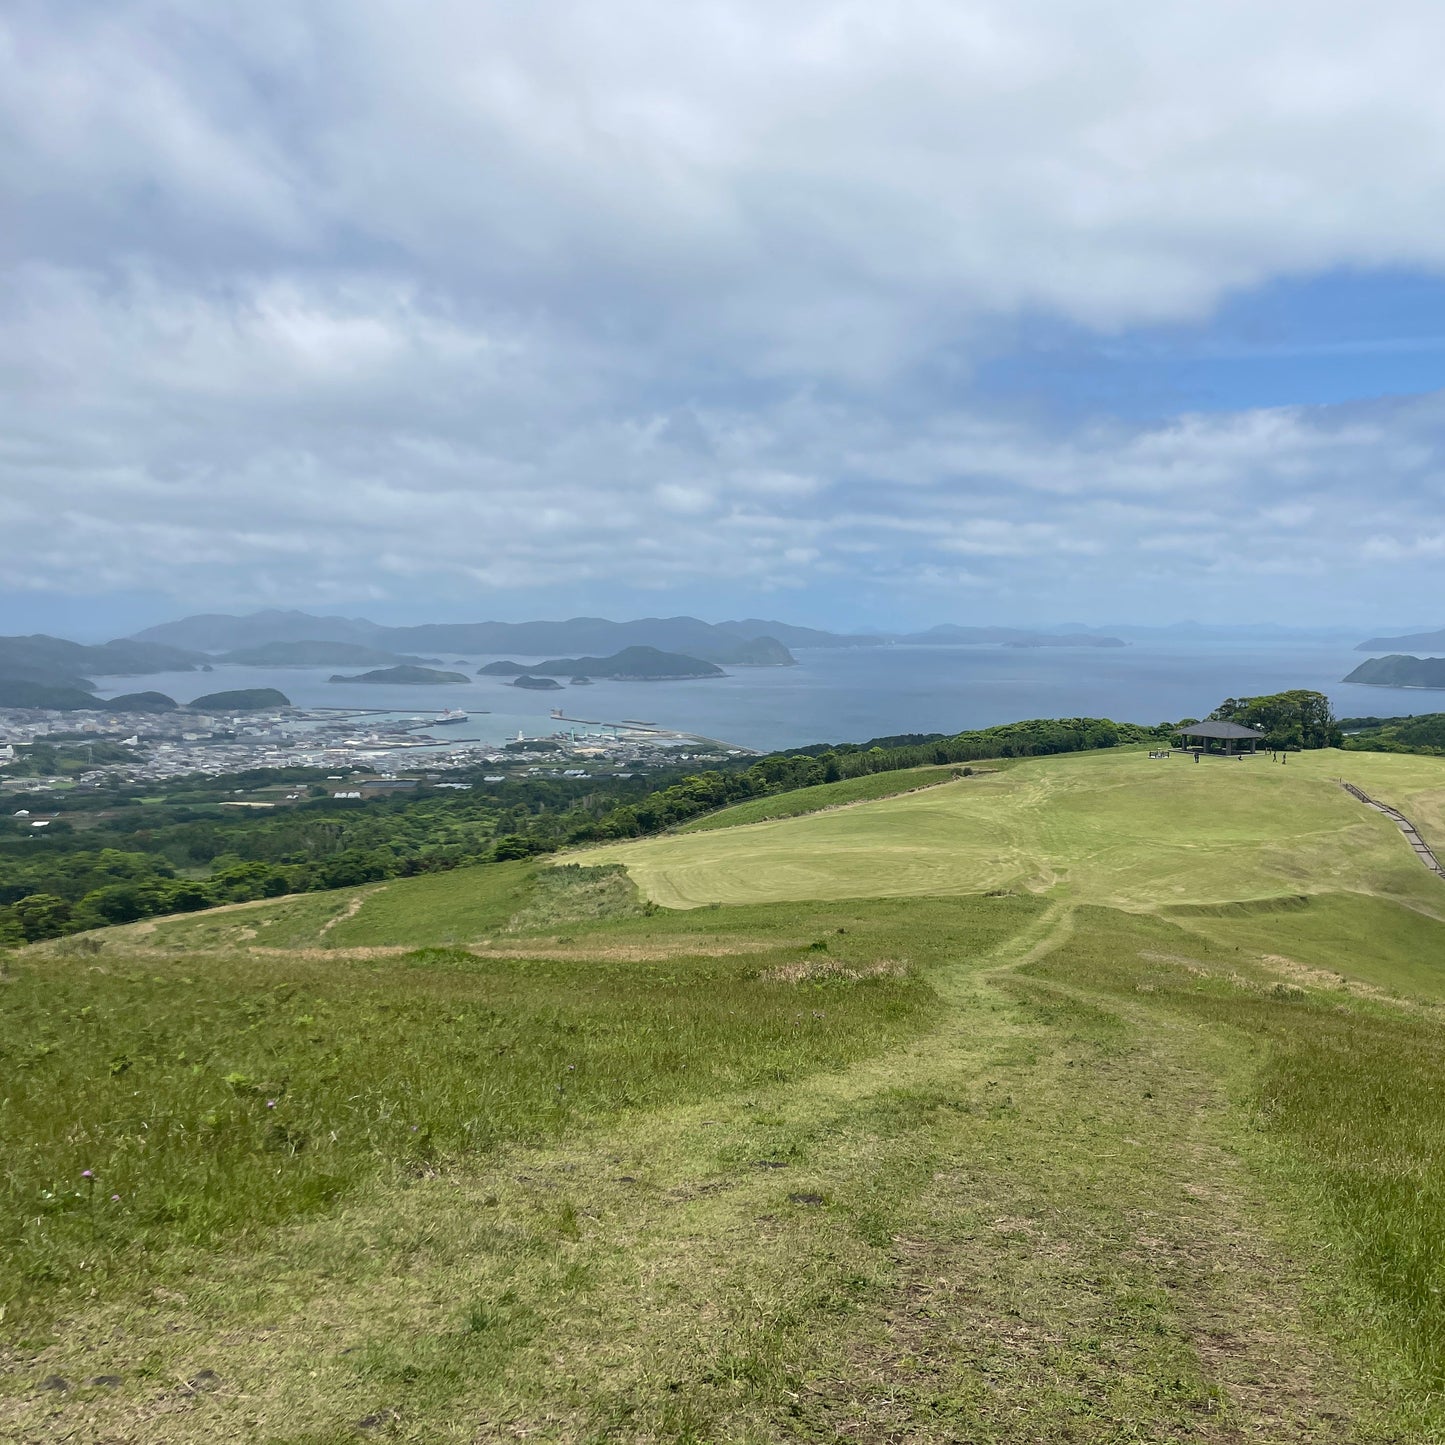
<box><xmin>1176</xmin><ymin>720</ymin><xmax>1266</xmax><ymax>755</ymax></box>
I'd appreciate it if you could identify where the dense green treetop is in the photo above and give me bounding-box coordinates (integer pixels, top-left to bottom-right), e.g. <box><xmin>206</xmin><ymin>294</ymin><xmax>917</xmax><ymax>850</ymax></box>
<box><xmin>1209</xmin><ymin>690</ymin><xmax>1340</xmax><ymax>749</ymax></box>
<box><xmin>1340</xmin><ymin>712</ymin><xmax>1445</xmax><ymax>755</ymax></box>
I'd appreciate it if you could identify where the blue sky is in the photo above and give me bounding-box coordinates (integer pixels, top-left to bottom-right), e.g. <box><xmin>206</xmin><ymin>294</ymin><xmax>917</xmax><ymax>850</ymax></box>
<box><xmin>975</xmin><ymin>272</ymin><xmax>1445</xmax><ymax>420</ymax></box>
<box><xmin>3</xmin><ymin>1</ymin><xmax>1445</xmax><ymax>638</ymax></box>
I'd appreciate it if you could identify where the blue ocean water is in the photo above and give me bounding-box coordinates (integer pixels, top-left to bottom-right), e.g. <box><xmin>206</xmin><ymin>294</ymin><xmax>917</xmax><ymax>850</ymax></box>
<box><xmin>93</xmin><ymin>639</ymin><xmax>1438</xmax><ymax>754</ymax></box>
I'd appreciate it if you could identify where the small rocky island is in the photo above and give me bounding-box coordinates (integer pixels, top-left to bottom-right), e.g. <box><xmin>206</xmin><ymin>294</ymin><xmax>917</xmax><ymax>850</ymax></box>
<box><xmin>329</xmin><ymin>665</ymin><xmax>471</xmax><ymax>686</ymax></box>
<box><xmin>512</xmin><ymin>674</ymin><xmax>565</xmax><ymax>690</ymax></box>
<box><xmin>481</xmin><ymin>645</ymin><xmax>725</xmax><ymax>681</ymax></box>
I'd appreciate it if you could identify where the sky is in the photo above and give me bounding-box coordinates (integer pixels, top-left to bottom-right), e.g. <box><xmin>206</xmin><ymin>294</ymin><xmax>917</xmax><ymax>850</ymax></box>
<box><xmin>4</xmin><ymin>1</ymin><xmax>1445</xmax><ymax>638</ymax></box>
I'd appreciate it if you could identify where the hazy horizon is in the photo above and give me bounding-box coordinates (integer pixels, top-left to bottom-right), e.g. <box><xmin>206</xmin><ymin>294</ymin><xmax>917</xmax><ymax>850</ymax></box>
<box><xmin>1</xmin><ymin>597</ymin><xmax>1436</xmax><ymax>648</ymax></box>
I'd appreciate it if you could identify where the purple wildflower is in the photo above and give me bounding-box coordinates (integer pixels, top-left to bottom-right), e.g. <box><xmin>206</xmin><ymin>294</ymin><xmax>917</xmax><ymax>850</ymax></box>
<box><xmin>266</xmin><ymin>1099</ymin><xmax>277</xmax><ymax>1109</ymax></box>
<box><xmin>81</xmin><ymin>1170</ymin><xmax>94</xmax><ymax>1180</ymax></box>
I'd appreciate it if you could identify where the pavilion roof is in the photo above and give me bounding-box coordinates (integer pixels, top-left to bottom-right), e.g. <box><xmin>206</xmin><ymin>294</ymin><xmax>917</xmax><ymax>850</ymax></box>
<box><xmin>1177</xmin><ymin>720</ymin><xmax>1266</xmax><ymax>740</ymax></box>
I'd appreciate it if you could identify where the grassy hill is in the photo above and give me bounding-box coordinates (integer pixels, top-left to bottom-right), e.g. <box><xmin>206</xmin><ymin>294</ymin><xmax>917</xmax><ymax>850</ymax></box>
<box><xmin>585</xmin><ymin>746</ymin><xmax>1445</xmax><ymax>911</ymax></box>
<box><xmin>6</xmin><ymin>744</ymin><xmax>1445</xmax><ymax>1440</ymax></box>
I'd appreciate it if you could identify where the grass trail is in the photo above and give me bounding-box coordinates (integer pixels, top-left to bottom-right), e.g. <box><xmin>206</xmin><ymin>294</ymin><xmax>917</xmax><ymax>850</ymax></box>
<box><xmin>2</xmin><ymin>897</ymin><xmax>1409</xmax><ymax>1443</ymax></box>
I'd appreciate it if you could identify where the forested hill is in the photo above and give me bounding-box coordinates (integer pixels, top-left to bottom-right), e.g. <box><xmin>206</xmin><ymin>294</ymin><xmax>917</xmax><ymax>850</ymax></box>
<box><xmin>1340</xmin><ymin>712</ymin><xmax>1445</xmax><ymax>754</ymax></box>
<box><xmin>1344</xmin><ymin>655</ymin><xmax>1445</xmax><ymax>689</ymax></box>
<box><xmin>0</xmin><ymin>635</ymin><xmax>202</xmax><ymax>693</ymax></box>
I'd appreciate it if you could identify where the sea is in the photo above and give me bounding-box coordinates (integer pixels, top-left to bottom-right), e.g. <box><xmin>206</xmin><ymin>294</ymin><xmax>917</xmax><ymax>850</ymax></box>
<box><xmin>91</xmin><ymin>638</ymin><xmax>1443</xmax><ymax>755</ymax></box>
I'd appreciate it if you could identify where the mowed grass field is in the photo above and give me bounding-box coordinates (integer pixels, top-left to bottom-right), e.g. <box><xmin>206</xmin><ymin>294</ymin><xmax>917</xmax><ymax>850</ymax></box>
<box><xmin>6</xmin><ymin>744</ymin><xmax>1445</xmax><ymax>1441</ymax></box>
<box><xmin>674</xmin><ymin>763</ymin><xmax>966</xmax><ymax>833</ymax></box>
<box><xmin>584</xmin><ymin>746</ymin><xmax>1445</xmax><ymax>912</ymax></box>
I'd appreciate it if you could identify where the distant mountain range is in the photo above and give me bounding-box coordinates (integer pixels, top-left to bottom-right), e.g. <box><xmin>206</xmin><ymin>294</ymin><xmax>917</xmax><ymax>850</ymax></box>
<box><xmin>1</xmin><ymin>610</ymin><xmax>1436</xmax><ymax>715</ymax></box>
<box><xmin>132</xmin><ymin>610</ymin><xmax>802</xmax><ymax>665</ymax></box>
<box><xmin>128</xmin><ymin>609</ymin><xmax>1135</xmax><ymax>658</ymax></box>
<box><xmin>1356</xmin><ymin>627</ymin><xmax>1445</xmax><ymax>654</ymax></box>
<box><xmin>219</xmin><ymin>640</ymin><xmax>441</xmax><ymax>668</ymax></box>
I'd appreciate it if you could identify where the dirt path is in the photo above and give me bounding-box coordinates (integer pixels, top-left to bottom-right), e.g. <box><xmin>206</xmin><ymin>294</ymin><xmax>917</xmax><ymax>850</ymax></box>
<box><xmin>317</xmin><ymin>891</ymin><xmax>375</xmax><ymax>937</ymax></box>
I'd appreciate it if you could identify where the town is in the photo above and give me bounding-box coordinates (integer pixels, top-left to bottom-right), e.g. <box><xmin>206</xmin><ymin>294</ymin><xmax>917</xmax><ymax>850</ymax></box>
<box><xmin>0</xmin><ymin>701</ymin><xmax>753</xmax><ymax>800</ymax></box>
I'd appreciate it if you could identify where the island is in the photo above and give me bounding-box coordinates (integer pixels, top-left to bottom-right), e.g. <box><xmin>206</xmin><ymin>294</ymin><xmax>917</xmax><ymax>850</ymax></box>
<box><xmin>220</xmin><ymin>641</ymin><xmax>439</xmax><ymax>667</ymax></box>
<box><xmin>1003</xmin><ymin>635</ymin><xmax>1128</xmax><ymax>649</ymax></box>
<box><xmin>1343</xmin><ymin>655</ymin><xmax>1445</xmax><ymax>689</ymax></box>
<box><xmin>480</xmin><ymin>645</ymin><xmax>726</xmax><ymax>681</ymax></box>
<box><xmin>187</xmin><ymin>688</ymin><xmax>292</xmax><ymax>710</ymax></box>
<box><xmin>1355</xmin><ymin>628</ymin><xmax>1445</xmax><ymax>653</ymax></box>
<box><xmin>329</xmin><ymin>665</ymin><xmax>472</xmax><ymax>686</ymax></box>
<box><xmin>512</xmin><ymin>674</ymin><xmax>565</xmax><ymax>690</ymax></box>
<box><xmin>104</xmin><ymin>691</ymin><xmax>178</xmax><ymax>712</ymax></box>
<box><xmin>713</xmin><ymin>636</ymin><xmax>796</xmax><ymax>665</ymax></box>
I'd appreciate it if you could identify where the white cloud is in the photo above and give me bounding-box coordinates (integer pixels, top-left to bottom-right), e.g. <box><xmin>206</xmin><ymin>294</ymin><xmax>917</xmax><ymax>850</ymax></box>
<box><xmin>3</xmin><ymin>2</ymin><xmax>1445</xmax><ymax>621</ymax></box>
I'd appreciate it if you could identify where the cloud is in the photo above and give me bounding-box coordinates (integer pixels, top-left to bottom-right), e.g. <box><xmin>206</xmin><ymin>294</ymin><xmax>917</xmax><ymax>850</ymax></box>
<box><xmin>3</xmin><ymin>2</ymin><xmax>1445</xmax><ymax>622</ymax></box>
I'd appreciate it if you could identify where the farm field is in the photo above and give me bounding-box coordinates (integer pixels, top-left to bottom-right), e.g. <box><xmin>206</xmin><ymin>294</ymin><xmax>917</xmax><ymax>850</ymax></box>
<box><xmin>4</xmin><ymin>745</ymin><xmax>1445</xmax><ymax>1441</ymax></box>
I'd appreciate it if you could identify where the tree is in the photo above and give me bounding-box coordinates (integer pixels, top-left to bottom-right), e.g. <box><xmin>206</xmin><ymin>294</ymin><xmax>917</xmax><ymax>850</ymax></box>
<box><xmin>1211</xmin><ymin>690</ymin><xmax>1340</xmax><ymax>750</ymax></box>
<box><xmin>13</xmin><ymin>892</ymin><xmax>74</xmax><ymax>941</ymax></box>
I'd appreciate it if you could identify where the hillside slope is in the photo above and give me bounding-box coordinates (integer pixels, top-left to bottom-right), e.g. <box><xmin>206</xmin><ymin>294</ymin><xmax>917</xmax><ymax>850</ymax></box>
<box><xmin>585</xmin><ymin>747</ymin><xmax>1445</xmax><ymax>912</ymax></box>
<box><xmin>8</xmin><ymin>748</ymin><xmax>1445</xmax><ymax>1441</ymax></box>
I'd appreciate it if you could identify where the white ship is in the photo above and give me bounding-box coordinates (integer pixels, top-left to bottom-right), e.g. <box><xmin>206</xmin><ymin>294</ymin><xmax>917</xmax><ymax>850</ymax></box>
<box><xmin>433</xmin><ymin>708</ymin><xmax>469</xmax><ymax>726</ymax></box>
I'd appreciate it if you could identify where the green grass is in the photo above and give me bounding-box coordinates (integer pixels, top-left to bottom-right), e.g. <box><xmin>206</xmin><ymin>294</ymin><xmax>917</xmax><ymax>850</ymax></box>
<box><xmin>1021</xmin><ymin>903</ymin><xmax>1445</xmax><ymax>1409</ymax></box>
<box><xmin>0</xmin><ymin>908</ymin><xmax>937</xmax><ymax>1336</ymax></box>
<box><xmin>1170</xmin><ymin>890</ymin><xmax>1445</xmax><ymax>999</ymax></box>
<box><xmin>145</xmin><ymin>888</ymin><xmax>360</xmax><ymax>950</ymax></box>
<box><xmin>138</xmin><ymin>859</ymin><xmax>541</xmax><ymax>952</ymax></box>
<box><xmin>8</xmin><ymin>746</ymin><xmax>1445</xmax><ymax>1440</ymax></box>
<box><xmin>675</xmin><ymin>762</ymin><xmax>968</xmax><ymax>832</ymax></box>
<box><xmin>586</xmin><ymin>746</ymin><xmax>1445</xmax><ymax>912</ymax></box>
<box><xmin>322</xmin><ymin>859</ymin><xmax>539</xmax><ymax>947</ymax></box>
<box><xmin>1355</xmin><ymin>748</ymin><xmax>1445</xmax><ymax>853</ymax></box>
